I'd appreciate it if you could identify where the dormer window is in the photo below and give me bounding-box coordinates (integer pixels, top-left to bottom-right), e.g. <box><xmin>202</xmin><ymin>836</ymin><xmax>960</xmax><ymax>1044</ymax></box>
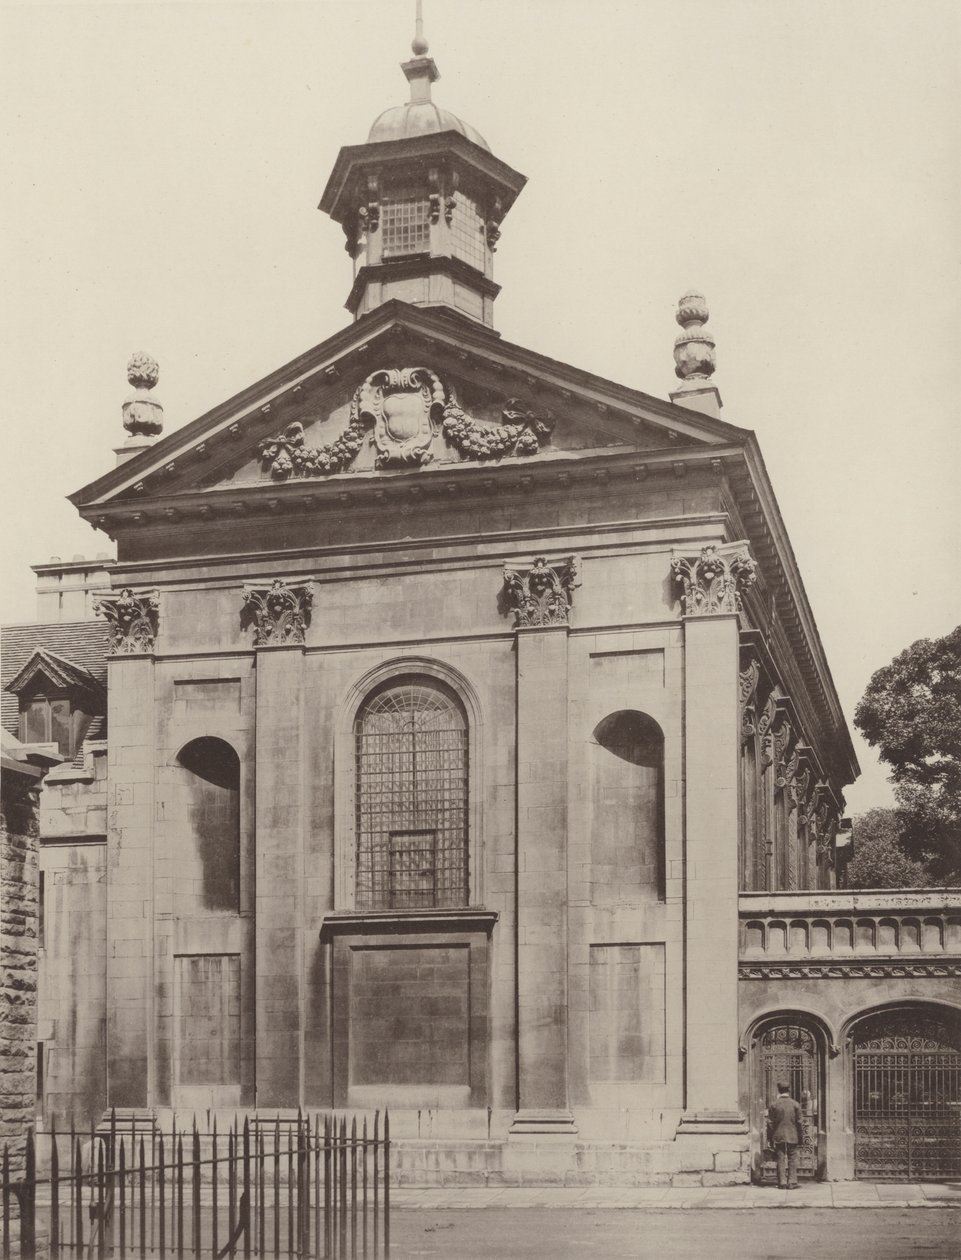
<box><xmin>6</xmin><ymin>648</ymin><xmax>106</xmax><ymax>760</ymax></box>
<box><xmin>21</xmin><ymin>694</ymin><xmax>73</xmax><ymax>756</ymax></box>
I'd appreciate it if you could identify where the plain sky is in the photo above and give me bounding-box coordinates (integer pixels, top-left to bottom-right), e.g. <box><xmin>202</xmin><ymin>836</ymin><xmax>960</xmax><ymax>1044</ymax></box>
<box><xmin>2</xmin><ymin>0</ymin><xmax>959</xmax><ymax>815</ymax></box>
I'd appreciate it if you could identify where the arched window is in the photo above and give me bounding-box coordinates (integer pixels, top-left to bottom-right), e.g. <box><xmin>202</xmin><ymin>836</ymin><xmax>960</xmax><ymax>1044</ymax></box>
<box><xmin>354</xmin><ymin>678</ymin><xmax>469</xmax><ymax>910</ymax></box>
<box><xmin>591</xmin><ymin>710</ymin><xmax>665</xmax><ymax>901</ymax></box>
<box><xmin>176</xmin><ymin>737</ymin><xmax>240</xmax><ymax>913</ymax></box>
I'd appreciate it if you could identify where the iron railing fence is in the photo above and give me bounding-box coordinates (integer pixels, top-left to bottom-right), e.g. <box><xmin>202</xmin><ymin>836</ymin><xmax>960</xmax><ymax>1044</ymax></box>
<box><xmin>2</xmin><ymin>1111</ymin><xmax>389</xmax><ymax>1260</ymax></box>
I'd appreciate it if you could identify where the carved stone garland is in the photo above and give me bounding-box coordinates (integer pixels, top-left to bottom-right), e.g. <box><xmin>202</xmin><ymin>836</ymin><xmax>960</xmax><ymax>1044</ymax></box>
<box><xmin>442</xmin><ymin>395</ymin><xmax>554</xmax><ymax>460</ymax></box>
<box><xmin>242</xmin><ymin>579</ymin><xmax>313</xmax><ymax>646</ymax></box>
<box><xmin>258</xmin><ymin>368</ymin><xmax>555</xmax><ymax>480</ymax></box>
<box><xmin>94</xmin><ymin>588</ymin><xmax>160</xmax><ymax>655</ymax></box>
<box><xmin>739</xmin><ymin>656</ymin><xmax>761</xmax><ymax>743</ymax></box>
<box><xmin>780</xmin><ymin>745</ymin><xmax>800</xmax><ymax>802</ymax></box>
<box><xmin>757</xmin><ymin>694</ymin><xmax>778</xmax><ymax>768</ymax></box>
<box><xmin>502</xmin><ymin>556</ymin><xmax>581</xmax><ymax>628</ymax></box>
<box><xmin>771</xmin><ymin>717</ymin><xmax>793</xmax><ymax>789</ymax></box>
<box><xmin>672</xmin><ymin>543</ymin><xmax>757</xmax><ymax>616</ymax></box>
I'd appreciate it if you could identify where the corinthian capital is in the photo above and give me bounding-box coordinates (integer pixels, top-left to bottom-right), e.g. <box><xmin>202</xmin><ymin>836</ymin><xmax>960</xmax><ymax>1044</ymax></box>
<box><xmin>94</xmin><ymin>588</ymin><xmax>160</xmax><ymax>655</ymax></box>
<box><xmin>671</xmin><ymin>542</ymin><xmax>756</xmax><ymax>616</ymax></box>
<box><xmin>502</xmin><ymin>555</ymin><xmax>581</xmax><ymax>628</ymax></box>
<box><xmin>242</xmin><ymin>578</ymin><xmax>314</xmax><ymax>646</ymax></box>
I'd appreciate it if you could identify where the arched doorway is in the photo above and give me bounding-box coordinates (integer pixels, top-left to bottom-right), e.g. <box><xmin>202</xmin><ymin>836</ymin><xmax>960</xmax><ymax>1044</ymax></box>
<box><xmin>851</xmin><ymin>1007</ymin><xmax>961</xmax><ymax>1181</ymax></box>
<box><xmin>750</xmin><ymin>1018</ymin><xmax>824</xmax><ymax>1183</ymax></box>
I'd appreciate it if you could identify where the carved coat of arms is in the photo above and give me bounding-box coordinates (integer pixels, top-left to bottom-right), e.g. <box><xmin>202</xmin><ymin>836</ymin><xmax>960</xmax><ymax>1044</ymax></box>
<box><xmin>356</xmin><ymin>367</ymin><xmax>445</xmax><ymax>467</ymax></box>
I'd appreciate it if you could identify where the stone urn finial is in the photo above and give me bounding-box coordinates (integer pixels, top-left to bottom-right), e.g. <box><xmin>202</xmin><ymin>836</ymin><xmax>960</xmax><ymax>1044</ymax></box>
<box><xmin>123</xmin><ymin>352</ymin><xmax>164</xmax><ymax>438</ymax></box>
<box><xmin>673</xmin><ymin>291</ymin><xmax>716</xmax><ymax>384</ymax></box>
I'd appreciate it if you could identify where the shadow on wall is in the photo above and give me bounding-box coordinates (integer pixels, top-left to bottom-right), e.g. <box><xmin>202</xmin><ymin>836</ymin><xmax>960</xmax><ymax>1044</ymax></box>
<box><xmin>177</xmin><ymin>737</ymin><xmax>240</xmax><ymax>912</ymax></box>
<box><xmin>591</xmin><ymin>710</ymin><xmax>665</xmax><ymax>901</ymax></box>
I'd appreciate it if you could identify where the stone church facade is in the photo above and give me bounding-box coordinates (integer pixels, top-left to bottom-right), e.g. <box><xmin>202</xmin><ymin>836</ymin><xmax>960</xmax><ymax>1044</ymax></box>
<box><xmin>3</xmin><ymin>26</ymin><xmax>960</xmax><ymax>1186</ymax></box>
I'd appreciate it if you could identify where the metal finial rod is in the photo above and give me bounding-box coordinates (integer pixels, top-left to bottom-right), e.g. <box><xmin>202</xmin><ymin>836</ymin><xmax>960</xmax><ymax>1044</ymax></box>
<box><xmin>412</xmin><ymin>0</ymin><xmax>429</xmax><ymax>55</ymax></box>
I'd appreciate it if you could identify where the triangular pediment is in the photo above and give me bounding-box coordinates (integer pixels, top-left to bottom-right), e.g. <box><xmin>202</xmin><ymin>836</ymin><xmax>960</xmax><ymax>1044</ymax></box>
<box><xmin>71</xmin><ymin>301</ymin><xmax>749</xmax><ymax>516</ymax></box>
<box><xmin>5</xmin><ymin>649</ymin><xmax>106</xmax><ymax>700</ymax></box>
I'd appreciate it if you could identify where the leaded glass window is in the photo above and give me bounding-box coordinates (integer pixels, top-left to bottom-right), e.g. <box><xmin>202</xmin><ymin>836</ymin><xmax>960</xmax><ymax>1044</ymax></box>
<box><xmin>381</xmin><ymin>196</ymin><xmax>430</xmax><ymax>258</ymax></box>
<box><xmin>354</xmin><ymin>679</ymin><xmax>468</xmax><ymax>910</ymax></box>
<box><xmin>450</xmin><ymin>192</ymin><xmax>486</xmax><ymax>270</ymax></box>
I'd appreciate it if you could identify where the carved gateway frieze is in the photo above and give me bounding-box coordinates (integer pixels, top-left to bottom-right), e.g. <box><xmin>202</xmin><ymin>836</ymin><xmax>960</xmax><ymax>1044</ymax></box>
<box><xmin>502</xmin><ymin>555</ymin><xmax>581</xmax><ymax>628</ymax></box>
<box><xmin>740</xmin><ymin>960</ymin><xmax>961</xmax><ymax>980</ymax></box>
<box><xmin>258</xmin><ymin>367</ymin><xmax>555</xmax><ymax>479</ymax></box>
<box><xmin>242</xmin><ymin>579</ymin><xmax>314</xmax><ymax>646</ymax></box>
<box><xmin>672</xmin><ymin>543</ymin><xmax>757</xmax><ymax>616</ymax></box>
<box><xmin>94</xmin><ymin>588</ymin><xmax>160</xmax><ymax>655</ymax></box>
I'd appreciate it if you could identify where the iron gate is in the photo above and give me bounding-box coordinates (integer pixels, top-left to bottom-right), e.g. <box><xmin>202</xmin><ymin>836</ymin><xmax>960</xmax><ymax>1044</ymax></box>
<box><xmin>854</xmin><ymin>1012</ymin><xmax>961</xmax><ymax>1181</ymax></box>
<box><xmin>755</xmin><ymin>1022</ymin><xmax>820</xmax><ymax>1183</ymax></box>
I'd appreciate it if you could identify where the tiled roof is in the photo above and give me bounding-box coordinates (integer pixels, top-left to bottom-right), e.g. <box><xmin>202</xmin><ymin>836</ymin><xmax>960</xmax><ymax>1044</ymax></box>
<box><xmin>1</xmin><ymin>621</ymin><xmax>110</xmax><ymax>736</ymax></box>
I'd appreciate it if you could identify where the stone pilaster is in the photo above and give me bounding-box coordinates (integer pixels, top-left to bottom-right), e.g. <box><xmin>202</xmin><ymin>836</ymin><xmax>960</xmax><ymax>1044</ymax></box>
<box><xmin>105</xmin><ymin>654</ymin><xmax>156</xmax><ymax>1106</ymax></box>
<box><xmin>673</xmin><ymin>544</ymin><xmax>753</xmax><ymax>1142</ymax></box>
<box><xmin>504</xmin><ymin>557</ymin><xmax>579</xmax><ymax>1135</ymax></box>
<box><xmin>94</xmin><ymin>587</ymin><xmax>160</xmax><ymax>1107</ymax></box>
<box><xmin>247</xmin><ymin>580</ymin><xmax>312</xmax><ymax>1107</ymax></box>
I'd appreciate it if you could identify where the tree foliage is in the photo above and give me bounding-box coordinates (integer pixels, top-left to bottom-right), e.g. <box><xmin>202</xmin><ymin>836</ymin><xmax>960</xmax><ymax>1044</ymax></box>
<box><xmin>845</xmin><ymin>807</ymin><xmax>932</xmax><ymax>889</ymax></box>
<box><xmin>854</xmin><ymin>626</ymin><xmax>961</xmax><ymax>882</ymax></box>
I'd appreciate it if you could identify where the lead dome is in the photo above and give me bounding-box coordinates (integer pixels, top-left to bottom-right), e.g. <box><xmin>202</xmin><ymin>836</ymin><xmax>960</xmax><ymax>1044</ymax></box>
<box><xmin>367</xmin><ymin>102</ymin><xmax>489</xmax><ymax>151</ymax></box>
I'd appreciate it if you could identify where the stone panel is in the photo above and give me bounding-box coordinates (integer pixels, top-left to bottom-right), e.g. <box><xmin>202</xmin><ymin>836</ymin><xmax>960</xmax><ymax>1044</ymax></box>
<box><xmin>348</xmin><ymin>945</ymin><xmax>470</xmax><ymax>1087</ymax></box>
<box><xmin>589</xmin><ymin>943</ymin><xmax>665</xmax><ymax>1082</ymax></box>
<box><xmin>37</xmin><ymin>842</ymin><xmax>107</xmax><ymax>1128</ymax></box>
<box><xmin>173</xmin><ymin>679</ymin><xmax>242</xmax><ymax>721</ymax></box>
<box><xmin>174</xmin><ymin>953</ymin><xmax>241</xmax><ymax>1087</ymax></box>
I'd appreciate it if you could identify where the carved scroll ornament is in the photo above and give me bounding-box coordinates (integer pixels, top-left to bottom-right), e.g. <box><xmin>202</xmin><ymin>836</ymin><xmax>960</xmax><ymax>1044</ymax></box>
<box><xmin>503</xmin><ymin>555</ymin><xmax>581</xmax><ymax>628</ymax></box>
<box><xmin>94</xmin><ymin>588</ymin><xmax>160</xmax><ymax>655</ymax></box>
<box><xmin>671</xmin><ymin>543</ymin><xmax>757</xmax><ymax>616</ymax></box>
<box><xmin>242</xmin><ymin>579</ymin><xmax>313</xmax><ymax>646</ymax></box>
<box><xmin>258</xmin><ymin>368</ymin><xmax>555</xmax><ymax>480</ymax></box>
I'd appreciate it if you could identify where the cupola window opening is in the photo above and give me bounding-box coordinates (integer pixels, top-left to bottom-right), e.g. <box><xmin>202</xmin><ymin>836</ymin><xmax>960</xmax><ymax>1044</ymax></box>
<box><xmin>381</xmin><ymin>192</ymin><xmax>431</xmax><ymax>259</ymax></box>
<box><xmin>354</xmin><ymin>677</ymin><xmax>469</xmax><ymax>910</ymax></box>
<box><xmin>450</xmin><ymin>191</ymin><xmax>486</xmax><ymax>270</ymax></box>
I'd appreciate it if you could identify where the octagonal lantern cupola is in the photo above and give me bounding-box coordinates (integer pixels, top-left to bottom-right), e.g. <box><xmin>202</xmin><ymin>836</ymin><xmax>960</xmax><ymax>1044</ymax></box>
<box><xmin>319</xmin><ymin>8</ymin><xmax>526</xmax><ymax>328</ymax></box>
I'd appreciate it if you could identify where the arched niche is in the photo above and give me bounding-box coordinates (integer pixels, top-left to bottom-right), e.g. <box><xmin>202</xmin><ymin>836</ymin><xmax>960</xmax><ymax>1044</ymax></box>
<box><xmin>175</xmin><ymin>736</ymin><xmax>241</xmax><ymax>913</ymax></box>
<box><xmin>589</xmin><ymin>710</ymin><xmax>665</xmax><ymax>902</ymax></box>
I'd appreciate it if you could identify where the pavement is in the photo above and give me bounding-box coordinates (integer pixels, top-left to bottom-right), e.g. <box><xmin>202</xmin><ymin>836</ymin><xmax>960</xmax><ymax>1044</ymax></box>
<box><xmin>390</xmin><ymin>1180</ymin><xmax>961</xmax><ymax>1209</ymax></box>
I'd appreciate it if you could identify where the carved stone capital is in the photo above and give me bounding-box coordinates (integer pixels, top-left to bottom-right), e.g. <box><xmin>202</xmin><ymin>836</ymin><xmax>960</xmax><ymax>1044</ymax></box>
<box><xmin>94</xmin><ymin>588</ymin><xmax>160</xmax><ymax>655</ymax></box>
<box><xmin>671</xmin><ymin>542</ymin><xmax>756</xmax><ymax>616</ymax></box>
<box><xmin>242</xmin><ymin>579</ymin><xmax>314</xmax><ymax>646</ymax></box>
<box><xmin>503</xmin><ymin>555</ymin><xmax>581</xmax><ymax>628</ymax></box>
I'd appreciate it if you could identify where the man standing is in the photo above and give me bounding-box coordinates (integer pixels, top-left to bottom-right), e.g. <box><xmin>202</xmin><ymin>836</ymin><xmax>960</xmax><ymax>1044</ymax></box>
<box><xmin>768</xmin><ymin>1082</ymin><xmax>805</xmax><ymax>1189</ymax></box>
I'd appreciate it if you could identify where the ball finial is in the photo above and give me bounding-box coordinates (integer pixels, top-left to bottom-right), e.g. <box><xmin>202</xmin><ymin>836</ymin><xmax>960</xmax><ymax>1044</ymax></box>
<box><xmin>127</xmin><ymin>352</ymin><xmax>159</xmax><ymax>390</ymax></box>
<box><xmin>123</xmin><ymin>351</ymin><xmax>163</xmax><ymax>438</ymax></box>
